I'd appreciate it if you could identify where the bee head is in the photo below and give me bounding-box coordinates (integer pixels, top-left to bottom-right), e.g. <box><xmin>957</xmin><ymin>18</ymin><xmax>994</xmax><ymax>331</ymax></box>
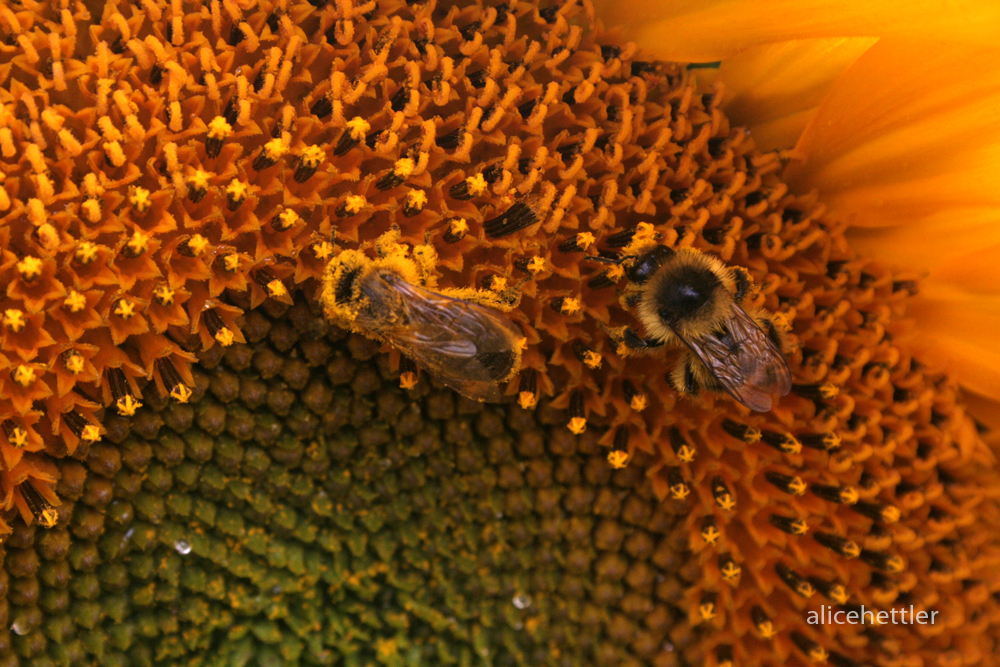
<box><xmin>628</xmin><ymin>245</ymin><xmax>674</xmax><ymax>284</ymax></box>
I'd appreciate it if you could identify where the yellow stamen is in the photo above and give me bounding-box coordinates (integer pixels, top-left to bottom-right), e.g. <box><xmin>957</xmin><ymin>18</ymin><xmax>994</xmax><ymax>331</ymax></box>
<box><xmin>130</xmin><ymin>187</ymin><xmax>152</xmax><ymax>212</ymax></box>
<box><xmin>343</xmin><ymin>195</ymin><xmax>366</xmax><ymax>214</ymax></box>
<box><xmin>207</xmin><ymin>115</ymin><xmax>232</xmax><ymax>139</ymax></box>
<box><xmin>346</xmin><ymin>117</ymin><xmax>370</xmax><ymax>140</ymax></box>
<box><xmin>675</xmin><ymin>444</ymin><xmax>695</xmax><ymax>463</ymax></box>
<box><xmin>116</xmin><ymin>395</ymin><xmax>141</xmax><ymax>416</ymax></box>
<box><xmin>126</xmin><ymin>231</ymin><xmax>151</xmax><ymax>256</ymax></box>
<box><xmin>170</xmin><ymin>383</ymin><xmax>193</xmax><ymax>403</ymax></box>
<box><xmin>64</xmin><ymin>351</ymin><xmax>85</xmax><ymax>374</ymax></box>
<box><xmin>399</xmin><ymin>372</ymin><xmax>418</xmax><ymax>390</ymax></box>
<box><xmin>75</xmin><ymin>241</ymin><xmax>98</xmax><ymax>264</ymax></box>
<box><xmin>405</xmin><ymin>189</ymin><xmax>427</xmax><ymax>209</ymax></box>
<box><xmin>276</xmin><ymin>209</ymin><xmax>299</xmax><ymax>230</ymax></box>
<box><xmin>559</xmin><ymin>298</ymin><xmax>581</xmax><ymax>314</ymax></box>
<box><xmin>312</xmin><ymin>241</ymin><xmax>334</xmax><ymax>261</ymax></box>
<box><xmin>300</xmin><ymin>145</ymin><xmax>325</xmax><ymax>168</ymax></box>
<box><xmin>267</xmin><ymin>280</ymin><xmax>287</xmax><ymax>297</ymax></box>
<box><xmin>153</xmin><ymin>285</ymin><xmax>175</xmax><ymax>306</ymax></box>
<box><xmin>393</xmin><ymin>157</ymin><xmax>415</xmax><ymax>178</ymax></box>
<box><xmin>17</xmin><ymin>256</ymin><xmax>42</xmax><ymax>280</ymax></box>
<box><xmin>188</xmin><ymin>169</ymin><xmax>211</xmax><ymax>191</ymax></box>
<box><xmin>215</xmin><ymin>327</ymin><xmax>236</xmax><ymax>347</ymax></box>
<box><xmin>185</xmin><ymin>234</ymin><xmax>210</xmax><ymax>256</ymax></box>
<box><xmin>262</xmin><ymin>137</ymin><xmax>288</xmax><ymax>161</ymax></box>
<box><xmin>13</xmin><ymin>365</ymin><xmax>36</xmax><ymax>386</ymax></box>
<box><xmin>226</xmin><ymin>179</ymin><xmax>249</xmax><ymax>201</ymax></box>
<box><xmin>720</xmin><ymin>561</ymin><xmax>741</xmax><ymax>582</ymax></box>
<box><xmin>3</xmin><ymin>309</ymin><xmax>25</xmax><ymax>332</ymax></box>
<box><xmin>464</xmin><ymin>173</ymin><xmax>487</xmax><ymax>196</ymax></box>
<box><xmin>114</xmin><ymin>299</ymin><xmax>136</xmax><ymax>320</ymax></box>
<box><xmin>607</xmin><ymin>450</ymin><xmax>628</xmax><ymax>469</ymax></box>
<box><xmin>64</xmin><ymin>291</ymin><xmax>87</xmax><ymax>312</ymax></box>
<box><xmin>582</xmin><ymin>351</ymin><xmax>601</xmax><ymax>369</ymax></box>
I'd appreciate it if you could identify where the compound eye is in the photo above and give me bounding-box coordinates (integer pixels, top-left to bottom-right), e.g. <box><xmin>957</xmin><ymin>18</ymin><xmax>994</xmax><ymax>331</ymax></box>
<box><xmin>629</xmin><ymin>245</ymin><xmax>674</xmax><ymax>284</ymax></box>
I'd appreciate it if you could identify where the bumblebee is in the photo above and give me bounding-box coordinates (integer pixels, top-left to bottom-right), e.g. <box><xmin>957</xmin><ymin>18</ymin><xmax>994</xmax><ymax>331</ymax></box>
<box><xmin>320</xmin><ymin>229</ymin><xmax>524</xmax><ymax>403</ymax></box>
<box><xmin>608</xmin><ymin>244</ymin><xmax>792</xmax><ymax>412</ymax></box>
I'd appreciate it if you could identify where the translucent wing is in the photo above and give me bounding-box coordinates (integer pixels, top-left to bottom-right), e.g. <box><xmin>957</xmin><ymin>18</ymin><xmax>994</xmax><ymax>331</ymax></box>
<box><xmin>365</xmin><ymin>274</ymin><xmax>522</xmax><ymax>402</ymax></box>
<box><xmin>678</xmin><ymin>305</ymin><xmax>792</xmax><ymax>412</ymax></box>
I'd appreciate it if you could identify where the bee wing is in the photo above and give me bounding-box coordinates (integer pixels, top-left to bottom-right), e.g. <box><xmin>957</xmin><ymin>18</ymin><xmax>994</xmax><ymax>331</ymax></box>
<box><xmin>379</xmin><ymin>277</ymin><xmax>522</xmax><ymax>403</ymax></box>
<box><xmin>678</xmin><ymin>306</ymin><xmax>792</xmax><ymax>412</ymax></box>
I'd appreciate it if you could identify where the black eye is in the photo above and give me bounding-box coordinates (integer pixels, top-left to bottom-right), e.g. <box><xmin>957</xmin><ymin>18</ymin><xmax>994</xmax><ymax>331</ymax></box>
<box><xmin>629</xmin><ymin>245</ymin><xmax>674</xmax><ymax>284</ymax></box>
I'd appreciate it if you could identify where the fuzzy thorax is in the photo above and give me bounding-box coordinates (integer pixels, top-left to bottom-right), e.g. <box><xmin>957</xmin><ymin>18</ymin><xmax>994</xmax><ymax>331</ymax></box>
<box><xmin>633</xmin><ymin>248</ymin><xmax>739</xmax><ymax>343</ymax></box>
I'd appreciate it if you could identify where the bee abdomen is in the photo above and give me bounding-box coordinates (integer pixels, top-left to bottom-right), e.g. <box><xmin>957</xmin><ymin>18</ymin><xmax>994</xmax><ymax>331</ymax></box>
<box><xmin>476</xmin><ymin>349</ymin><xmax>517</xmax><ymax>381</ymax></box>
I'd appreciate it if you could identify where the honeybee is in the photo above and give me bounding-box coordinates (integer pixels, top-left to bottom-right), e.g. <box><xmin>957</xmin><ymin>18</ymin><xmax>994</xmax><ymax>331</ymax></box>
<box><xmin>320</xmin><ymin>230</ymin><xmax>524</xmax><ymax>402</ymax></box>
<box><xmin>606</xmin><ymin>244</ymin><xmax>791</xmax><ymax>412</ymax></box>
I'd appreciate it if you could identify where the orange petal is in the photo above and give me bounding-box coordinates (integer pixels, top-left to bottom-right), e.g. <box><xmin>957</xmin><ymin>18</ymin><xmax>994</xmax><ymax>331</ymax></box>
<box><xmin>787</xmin><ymin>39</ymin><xmax>1000</xmax><ymax>228</ymax></box>
<box><xmin>719</xmin><ymin>37</ymin><xmax>877</xmax><ymax>150</ymax></box>
<box><xmin>907</xmin><ymin>283</ymin><xmax>1000</xmax><ymax>402</ymax></box>
<box><xmin>963</xmin><ymin>391</ymin><xmax>1000</xmax><ymax>448</ymax></box>
<box><xmin>848</xmin><ymin>209</ymin><xmax>1000</xmax><ymax>280</ymax></box>
<box><xmin>594</xmin><ymin>0</ymin><xmax>1000</xmax><ymax>62</ymax></box>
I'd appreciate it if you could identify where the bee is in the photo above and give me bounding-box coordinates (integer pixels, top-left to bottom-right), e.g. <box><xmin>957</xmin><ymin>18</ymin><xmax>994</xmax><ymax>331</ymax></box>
<box><xmin>603</xmin><ymin>244</ymin><xmax>792</xmax><ymax>412</ymax></box>
<box><xmin>320</xmin><ymin>229</ymin><xmax>524</xmax><ymax>403</ymax></box>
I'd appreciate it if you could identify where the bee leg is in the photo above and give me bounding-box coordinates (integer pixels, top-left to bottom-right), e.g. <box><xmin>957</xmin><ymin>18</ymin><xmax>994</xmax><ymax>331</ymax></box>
<box><xmin>749</xmin><ymin>308</ymin><xmax>787</xmax><ymax>352</ymax></box>
<box><xmin>731</xmin><ymin>266</ymin><xmax>752</xmax><ymax>303</ymax></box>
<box><xmin>622</xmin><ymin>327</ymin><xmax>664</xmax><ymax>350</ymax></box>
<box><xmin>669</xmin><ymin>353</ymin><xmax>724</xmax><ymax>397</ymax></box>
<box><xmin>668</xmin><ymin>357</ymin><xmax>702</xmax><ymax>396</ymax></box>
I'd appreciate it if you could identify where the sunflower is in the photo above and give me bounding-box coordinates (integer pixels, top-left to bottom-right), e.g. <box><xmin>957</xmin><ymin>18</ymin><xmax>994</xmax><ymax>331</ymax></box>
<box><xmin>1</xmin><ymin>1</ymin><xmax>998</xmax><ymax>666</ymax></box>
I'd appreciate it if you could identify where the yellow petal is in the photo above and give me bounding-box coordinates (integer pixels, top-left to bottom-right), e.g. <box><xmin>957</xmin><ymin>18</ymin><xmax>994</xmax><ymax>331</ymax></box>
<box><xmin>594</xmin><ymin>0</ymin><xmax>1000</xmax><ymax>62</ymax></box>
<box><xmin>719</xmin><ymin>37</ymin><xmax>877</xmax><ymax>151</ymax></box>
<box><xmin>787</xmin><ymin>39</ymin><xmax>1000</xmax><ymax>228</ymax></box>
